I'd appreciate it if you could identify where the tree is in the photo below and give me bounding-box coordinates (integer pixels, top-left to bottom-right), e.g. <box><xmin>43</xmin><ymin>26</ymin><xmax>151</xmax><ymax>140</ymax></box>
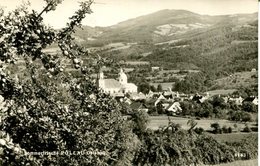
<box><xmin>242</xmin><ymin>102</ymin><xmax>257</xmax><ymax>113</ymax></box>
<box><xmin>187</xmin><ymin>119</ymin><xmax>197</xmax><ymax>131</ymax></box>
<box><xmin>195</xmin><ymin>101</ymin><xmax>213</xmax><ymax>118</ymax></box>
<box><xmin>150</xmin><ymin>85</ymin><xmax>157</xmax><ymax>92</ymax></box>
<box><xmin>228</xmin><ymin>101</ymin><xmax>241</xmax><ymax>111</ymax></box>
<box><xmin>180</xmin><ymin>101</ymin><xmax>193</xmax><ymax>116</ymax></box>
<box><xmin>213</xmin><ymin>107</ymin><xmax>228</xmax><ymax>119</ymax></box>
<box><xmin>241</xmin><ymin>112</ymin><xmax>253</xmax><ymax>122</ymax></box>
<box><xmin>194</xmin><ymin>127</ymin><xmax>204</xmax><ymax>134</ymax></box>
<box><xmin>138</xmin><ymin>82</ymin><xmax>150</xmax><ymax>94</ymax></box>
<box><xmin>211</xmin><ymin>95</ymin><xmax>227</xmax><ymax>109</ymax></box>
<box><xmin>131</xmin><ymin>110</ymin><xmax>149</xmax><ymax>138</ymax></box>
<box><xmin>0</xmin><ymin>1</ymin><xmax>136</xmax><ymax>165</ymax></box>
<box><xmin>157</xmin><ymin>84</ymin><xmax>163</xmax><ymax>92</ymax></box>
<box><xmin>210</xmin><ymin>123</ymin><xmax>222</xmax><ymax>134</ymax></box>
<box><xmin>243</xmin><ymin>124</ymin><xmax>252</xmax><ymax>132</ymax></box>
<box><xmin>156</xmin><ymin>101</ymin><xmax>165</xmax><ymax>114</ymax></box>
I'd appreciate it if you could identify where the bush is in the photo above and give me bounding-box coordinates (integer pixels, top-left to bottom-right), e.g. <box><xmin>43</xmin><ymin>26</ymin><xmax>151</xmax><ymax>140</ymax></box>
<box><xmin>221</xmin><ymin>126</ymin><xmax>232</xmax><ymax>133</ymax></box>
<box><xmin>229</xmin><ymin>111</ymin><xmax>252</xmax><ymax>122</ymax></box>
<box><xmin>148</xmin><ymin>108</ymin><xmax>159</xmax><ymax>116</ymax></box>
<box><xmin>222</xmin><ymin>125</ymin><xmax>228</xmax><ymax>133</ymax></box>
<box><xmin>211</xmin><ymin>122</ymin><xmax>222</xmax><ymax>134</ymax></box>
<box><xmin>228</xmin><ymin>135</ymin><xmax>258</xmax><ymax>159</ymax></box>
<box><xmin>0</xmin><ymin>1</ymin><xmax>137</xmax><ymax>165</ymax></box>
<box><xmin>228</xmin><ymin>127</ymin><xmax>233</xmax><ymax>133</ymax></box>
<box><xmin>242</xmin><ymin>102</ymin><xmax>257</xmax><ymax>113</ymax></box>
<box><xmin>241</xmin><ymin>112</ymin><xmax>253</xmax><ymax>122</ymax></box>
<box><xmin>131</xmin><ymin>110</ymin><xmax>150</xmax><ymax>137</ymax></box>
<box><xmin>243</xmin><ymin>125</ymin><xmax>252</xmax><ymax>132</ymax></box>
<box><xmin>194</xmin><ymin>127</ymin><xmax>204</xmax><ymax>134</ymax></box>
<box><xmin>250</xmin><ymin>127</ymin><xmax>258</xmax><ymax>132</ymax></box>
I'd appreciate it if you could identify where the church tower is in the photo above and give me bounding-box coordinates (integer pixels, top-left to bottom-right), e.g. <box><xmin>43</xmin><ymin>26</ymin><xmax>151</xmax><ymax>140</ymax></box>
<box><xmin>98</xmin><ymin>71</ymin><xmax>105</xmax><ymax>89</ymax></box>
<box><xmin>119</xmin><ymin>68</ymin><xmax>127</xmax><ymax>85</ymax></box>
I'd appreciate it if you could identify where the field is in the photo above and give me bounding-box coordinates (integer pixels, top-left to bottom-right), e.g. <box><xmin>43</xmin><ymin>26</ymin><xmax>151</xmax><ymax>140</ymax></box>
<box><xmin>202</xmin><ymin>159</ymin><xmax>257</xmax><ymax>166</ymax></box>
<box><xmin>122</xmin><ymin>61</ymin><xmax>150</xmax><ymax>65</ymax></box>
<box><xmin>150</xmin><ymin>82</ymin><xmax>175</xmax><ymax>91</ymax></box>
<box><xmin>205</xmin><ymin>89</ymin><xmax>237</xmax><ymax>97</ymax></box>
<box><xmin>213</xmin><ymin>71</ymin><xmax>257</xmax><ymax>89</ymax></box>
<box><xmin>207</xmin><ymin>133</ymin><xmax>258</xmax><ymax>143</ymax></box>
<box><xmin>148</xmin><ymin>116</ymin><xmax>255</xmax><ymax>131</ymax></box>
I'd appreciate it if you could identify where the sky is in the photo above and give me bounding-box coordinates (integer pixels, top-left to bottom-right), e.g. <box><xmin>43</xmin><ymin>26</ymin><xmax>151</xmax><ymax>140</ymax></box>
<box><xmin>0</xmin><ymin>0</ymin><xmax>258</xmax><ymax>28</ymax></box>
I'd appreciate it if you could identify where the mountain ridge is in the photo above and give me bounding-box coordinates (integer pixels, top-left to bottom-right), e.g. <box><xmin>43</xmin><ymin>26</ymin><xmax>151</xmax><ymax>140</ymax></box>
<box><xmin>74</xmin><ymin>9</ymin><xmax>257</xmax><ymax>45</ymax></box>
<box><xmin>71</xmin><ymin>9</ymin><xmax>258</xmax><ymax>91</ymax></box>
<box><xmin>73</xmin><ymin>9</ymin><xmax>257</xmax><ymax>74</ymax></box>
<box><xmin>79</xmin><ymin>9</ymin><xmax>257</xmax><ymax>29</ymax></box>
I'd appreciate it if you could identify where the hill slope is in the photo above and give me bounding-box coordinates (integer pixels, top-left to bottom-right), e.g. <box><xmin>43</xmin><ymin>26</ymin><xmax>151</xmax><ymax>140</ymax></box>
<box><xmin>73</xmin><ymin>10</ymin><xmax>258</xmax><ymax>91</ymax></box>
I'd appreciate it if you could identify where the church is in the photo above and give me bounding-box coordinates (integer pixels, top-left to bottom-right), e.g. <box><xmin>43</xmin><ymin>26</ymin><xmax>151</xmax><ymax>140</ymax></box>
<box><xmin>98</xmin><ymin>68</ymin><xmax>138</xmax><ymax>95</ymax></box>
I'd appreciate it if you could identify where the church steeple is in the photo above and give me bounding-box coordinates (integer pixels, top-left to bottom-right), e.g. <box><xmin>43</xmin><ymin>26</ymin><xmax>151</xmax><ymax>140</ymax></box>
<box><xmin>98</xmin><ymin>70</ymin><xmax>105</xmax><ymax>89</ymax></box>
<box><xmin>99</xmin><ymin>71</ymin><xmax>104</xmax><ymax>79</ymax></box>
<box><xmin>119</xmin><ymin>68</ymin><xmax>127</xmax><ymax>85</ymax></box>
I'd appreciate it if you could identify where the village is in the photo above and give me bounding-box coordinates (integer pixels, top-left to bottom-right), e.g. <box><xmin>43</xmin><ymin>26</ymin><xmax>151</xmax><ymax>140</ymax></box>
<box><xmin>97</xmin><ymin>67</ymin><xmax>258</xmax><ymax>124</ymax></box>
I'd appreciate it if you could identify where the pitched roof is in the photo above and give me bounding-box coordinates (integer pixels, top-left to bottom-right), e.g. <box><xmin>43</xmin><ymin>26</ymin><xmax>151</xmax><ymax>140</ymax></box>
<box><xmin>243</xmin><ymin>96</ymin><xmax>257</xmax><ymax>102</ymax></box>
<box><xmin>130</xmin><ymin>102</ymin><xmax>147</xmax><ymax>110</ymax></box>
<box><xmin>129</xmin><ymin>92</ymin><xmax>146</xmax><ymax>100</ymax></box>
<box><xmin>163</xmin><ymin>91</ymin><xmax>173</xmax><ymax>96</ymax></box>
<box><xmin>145</xmin><ymin>98</ymin><xmax>157</xmax><ymax>104</ymax></box>
<box><xmin>123</xmin><ymin>83</ymin><xmax>137</xmax><ymax>89</ymax></box>
<box><xmin>166</xmin><ymin>102</ymin><xmax>182</xmax><ymax>111</ymax></box>
<box><xmin>103</xmin><ymin>79</ymin><xmax>121</xmax><ymax>89</ymax></box>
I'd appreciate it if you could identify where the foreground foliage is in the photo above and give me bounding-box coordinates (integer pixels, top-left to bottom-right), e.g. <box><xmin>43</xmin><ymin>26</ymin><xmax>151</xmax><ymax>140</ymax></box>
<box><xmin>0</xmin><ymin>1</ymin><xmax>137</xmax><ymax>165</ymax></box>
<box><xmin>132</xmin><ymin>117</ymin><xmax>257</xmax><ymax>166</ymax></box>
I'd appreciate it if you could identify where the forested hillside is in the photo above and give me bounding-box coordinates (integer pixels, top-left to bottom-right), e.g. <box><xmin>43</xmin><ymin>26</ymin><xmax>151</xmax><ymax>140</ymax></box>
<box><xmin>73</xmin><ymin>10</ymin><xmax>258</xmax><ymax>93</ymax></box>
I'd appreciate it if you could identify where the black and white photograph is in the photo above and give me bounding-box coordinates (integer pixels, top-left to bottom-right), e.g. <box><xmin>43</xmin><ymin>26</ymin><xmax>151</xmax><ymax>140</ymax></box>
<box><xmin>0</xmin><ymin>0</ymin><xmax>258</xmax><ymax>165</ymax></box>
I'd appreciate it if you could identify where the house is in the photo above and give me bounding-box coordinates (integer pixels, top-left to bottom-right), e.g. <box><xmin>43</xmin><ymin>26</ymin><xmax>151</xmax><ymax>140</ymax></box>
<box><xmin>168</xmin><ymin>91</ymin><xmax>189</xmax><ymax>101</ymax></box>
<box><xmin>163</xmin><ymin>91</ymin><xmax>173</xmax><ymax>99</ymax></box>
<box><xmin>162</xmin><ymin>102</ymin><xmax>171</xmax><ymax>109</ymax></box>
<box><xmin>151</xmin><ymin>66</ymin><xmax>160</xmax><ymax>71</ymax></box>
<box><xmin>130</xmin><ymin>102</ymin><xmax>149</xmax><ymax>112</ymax></box>
<box><xmin>146</xmin><ymin>90</ymin><xmax>155</xmax><ymax>98</ymax></box>
<box><xmin>128</xmin><ymin>92</ymin><xmax>146</xmax><ymax>101</ymax></box>
<box><xmin>192</xmin><ymin>94</ymin><xmax>208</xmax><ymax>103</ymax></box>
<box><xmin>166</xmin><ymin>102</ymin><xmax>182</xmax><ymax>114</ymax></box>
<box><xmin>243</xmin><ymin>96</ymin><xmax>258</xmax><ymax>105</ymax></box>
<box><xmin>228</xmin><ymin>96</ymin><xmax>243</xmax><ymax>105</ymax></box>
<box><xmin>155</xmin><ymin>94</ymin><xmax>166</xmax><ymax>106</ymax></box>
<box><xmin>177</xmin><ymin>93</ymin><xmax>191</xmax><ymax>101</ymax></box>
<box><xmin>222</xmin><ymin>96</ymin><xmax>229</xmax><ymax>103</ymax></box>
<box><xmin>152</xmin><ymin>92</ymin><xmax>161</xmax><ymax>98</ymax></box>
<box><xmin>124</xmin><ymin>97</ymin><xmax>132</xmax><ymax>105</ymax></box>
<box><xmin>111</xmin><ymin>92</ymin><xmax>125</xmax><ymax>101</ymax></box>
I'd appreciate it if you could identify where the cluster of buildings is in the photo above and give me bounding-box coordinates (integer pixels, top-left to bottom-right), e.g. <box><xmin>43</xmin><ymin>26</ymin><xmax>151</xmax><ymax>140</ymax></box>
<box><xmin>97</xmin><ymin>68</ymin><xmax>258</xmax><ymax>115</ymax></box>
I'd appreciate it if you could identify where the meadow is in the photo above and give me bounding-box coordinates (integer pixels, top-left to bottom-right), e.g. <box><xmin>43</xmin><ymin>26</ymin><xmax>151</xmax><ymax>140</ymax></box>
<box><xmin>148</xmin><ymin>116</ymin><xmax>256</xmax><ymax>131</ymax></box>
<box><xmin>208</xmin><ymin>133</ymin><xmax>258</xmax><ymax>143</ymax></box>
<box><xmin>203</xmin><ymin>159</ymin><xmax>257</xmax><ymax>166</ymax></box>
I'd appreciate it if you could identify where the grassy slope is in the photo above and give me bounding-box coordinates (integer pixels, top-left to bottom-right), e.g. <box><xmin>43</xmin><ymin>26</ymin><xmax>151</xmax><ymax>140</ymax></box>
<box><xmin>148</xmin><ymin>116</ymin><xmax>256</xmax><ymax>131</ymax></box>
<box><xmin>149</xmin><ymin>116</ymin><xmax>258</xmax><ymax>166</ymax></box>
<box><xmin>202</xmin><ymin>159</ymin><xmax>257</xmax><ymax>166</ymax></box>
<box><xmin>212</xmin><ymin>71</ymin><xmax>257</xmax><ymax>90</ymax></box>
<box><xmin>205</xmin><ymin>89</ymin><xmax>237</xmax><ymax>96</ymax></box>
<box><xmin>207</xmin><ymin>133</ymin><xmax>258</xmax><ymax>143</ymax></box>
